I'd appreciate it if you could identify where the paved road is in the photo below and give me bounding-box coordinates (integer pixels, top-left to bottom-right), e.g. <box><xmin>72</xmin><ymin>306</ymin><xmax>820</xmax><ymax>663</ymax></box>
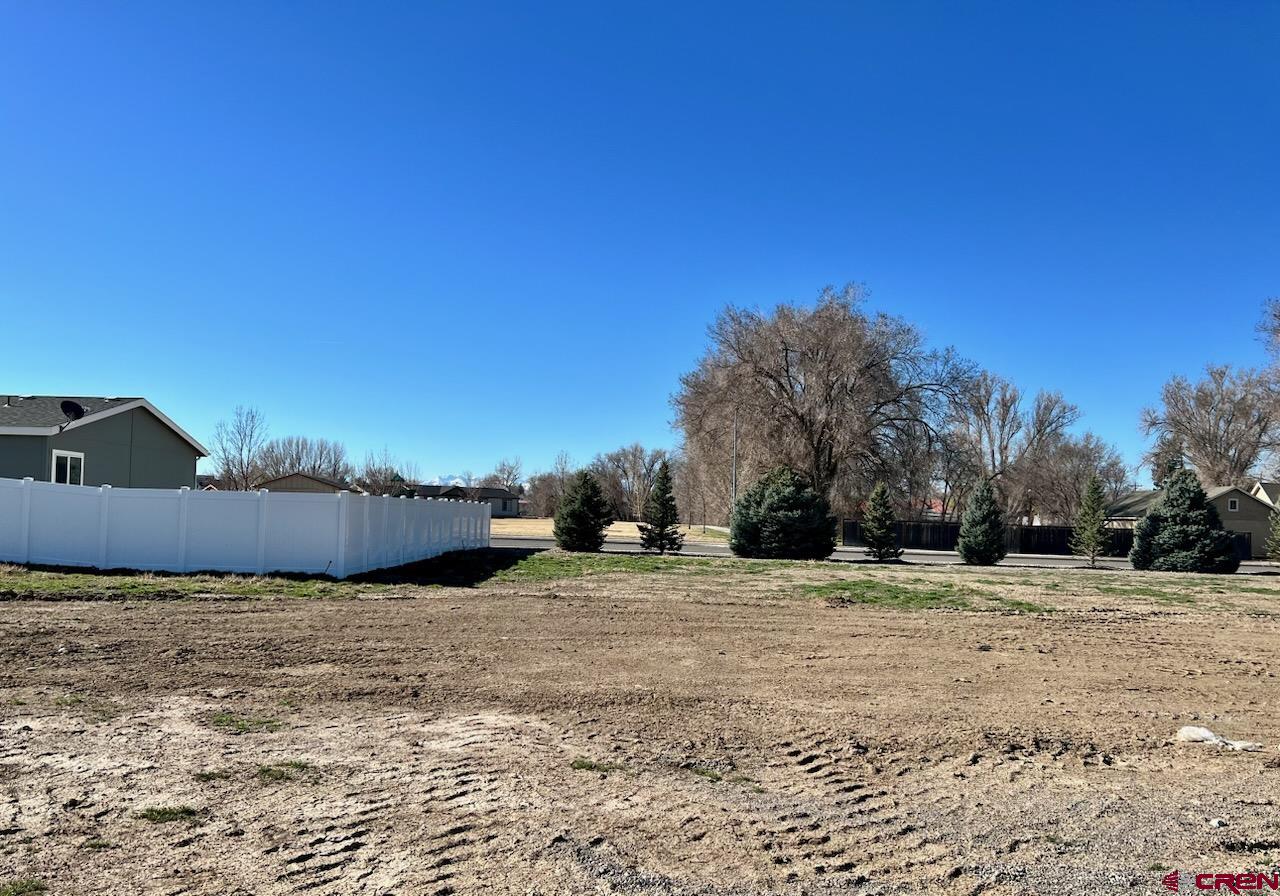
<box><xmin>490</xmin><ymin>535</ymin><xmax>1235</xmax><ymax>571</ymax></box>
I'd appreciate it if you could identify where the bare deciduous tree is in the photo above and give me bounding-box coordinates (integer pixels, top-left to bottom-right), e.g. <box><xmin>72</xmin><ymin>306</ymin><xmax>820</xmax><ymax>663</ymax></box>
<box><xmin>1141</xmin><ymin>365</ymin><xmax>1280</xmax><ymax>487</ymax></box>
<box><xmin>209</xmin><ymin>406</ymin><xmax>268</xmax><ymax>490</ymax></box>
<box><xmin>480</xmin><ymin>457</ymin><xmax>523</xmax><ymax>494</ymax></box>
<box><xmin>257</xmin><ymin>436</ymin><xmax>353</xmax><ymax>484</ymax></box>
<box><xmin>589</xmin><ymin>444</ymin><xmax>668</xmax><ymax>521</ymax></box>
<box><xmin>355</xmin><ymin>448</ymin><xmax>420</xmax><ymax>496</ymax></box>
<box><xmin>675</xmin><ymin>284</ymin><xmax>973</xmax><ymax>517</ymax></box>
<box><xmin>524</xmin><ymin>452</ymin><xmax>575</xmax><ymax>517</ymax></box>
<box><xmin>949</xmin><ymin>373</ymin><xmax>1080</xmax><ymax>518</ymax></box>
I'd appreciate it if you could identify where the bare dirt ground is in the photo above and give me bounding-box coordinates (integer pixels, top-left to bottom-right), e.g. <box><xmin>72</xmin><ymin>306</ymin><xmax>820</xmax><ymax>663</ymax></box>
<box><xmin>2</xmin><ymin>554</ymin><xmax>1280</xmax><ymax>895</ymax></box>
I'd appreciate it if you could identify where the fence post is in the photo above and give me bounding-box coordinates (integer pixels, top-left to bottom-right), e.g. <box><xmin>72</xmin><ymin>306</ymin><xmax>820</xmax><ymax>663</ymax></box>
<box><xmin>399</xmin><ymin>495</ymin><xmax>407</xmax><ymax>567</ymax></box>
<box><xmin>334</xmin><ymin>491</ymin><xmax>349</xmax><ymax>579</ymax></box>
<box><xmin>97</xmin><ymin>484</ymin><xmax>111</xmax><ymax>569</ymax></box>
<box><xmin>19</xmin><ymin>477</ymin><xmax>32</xmax><ymax>564</ymax></box>
<box><xmin>176</xmin><ymin>486</ymin><xmax>190</xmax><ymax>573</ymax></box>
<box><xmin>362</xmin><ymin>496</ymin><xmax>370</xmax><ymax>574</ymax></box>
<box><xmin>256</xmin><ymin>489</ymin><xmax>269</xmax><ymax>575</ymax></box>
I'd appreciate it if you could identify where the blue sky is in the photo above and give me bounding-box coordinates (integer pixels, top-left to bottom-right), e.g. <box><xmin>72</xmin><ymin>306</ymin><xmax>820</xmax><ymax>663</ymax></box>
<box><xmin>1</xmin><ymin>2</ymin><xmax>1276</xmax><ymax>483</ymax></box>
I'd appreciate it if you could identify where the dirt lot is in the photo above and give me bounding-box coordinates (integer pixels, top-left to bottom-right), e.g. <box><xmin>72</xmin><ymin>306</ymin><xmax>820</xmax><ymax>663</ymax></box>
<box><xmin>2</xmin><ymin>553</ymin><xmax>1279</xmax><ymax>895</ymax></box>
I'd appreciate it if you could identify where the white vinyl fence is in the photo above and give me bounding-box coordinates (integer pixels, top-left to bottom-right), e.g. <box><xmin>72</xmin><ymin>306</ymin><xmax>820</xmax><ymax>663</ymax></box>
<box><xmin>0</xmin><ymin>477</ymin><xmax>490</xmax><ymax>578</ymax></box>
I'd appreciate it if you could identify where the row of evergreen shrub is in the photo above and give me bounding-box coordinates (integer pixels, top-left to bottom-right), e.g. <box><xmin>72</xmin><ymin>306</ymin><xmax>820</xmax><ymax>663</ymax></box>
<box><xmin>552</xmin><ymin>462</ymin><xmax>1243</xmax><ymax>574</ymax></box>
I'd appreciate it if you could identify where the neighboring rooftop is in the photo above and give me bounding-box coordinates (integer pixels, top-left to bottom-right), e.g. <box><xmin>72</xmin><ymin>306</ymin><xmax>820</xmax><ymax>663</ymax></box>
<box><xmin>0</xmin><ymin>394</ymin><xmax>208</xmax><ymax>455</ymax></box>
<box><xmin>0</xmin><ymin>395</ymin><xmax>141</xmax><ymax>427</ymax></box>
<box><xmin>415</xmin><ymin>484</ymin><xmax>518</xmax><ymax>500</ymax></box>
<box><xmin>1108</xmin><ymin>484</ymin><xmax>1269</xmax><ymax>518</ymax></box>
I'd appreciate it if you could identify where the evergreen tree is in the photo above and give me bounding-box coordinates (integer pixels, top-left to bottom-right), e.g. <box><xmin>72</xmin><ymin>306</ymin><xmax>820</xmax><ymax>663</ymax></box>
<box><xmin>957</xmin><ymin>480</ymin><xmax>1006</xmax><ymax>566</ymax></box>
<box><xmin>1268</xmin><ymin>507</ymin><xmax>1280</xmax><ymax>561</ymax></box>
<box><xmin>729</xmin><ymin>467</ymin><xmax>837</xmax><ymax>560</ymax></box>
<box><xmin>861</xmin><ymin>482</ymin><xmax>902</xmax><ymax>561</ymax></box>
<box><xmin>1129</xmin><ymin>469</ymin><xmax>1239</xmax><ymax>573</ymax></box>
<box><xmin>553</xmin><ymin>471</ymin><xmax>613</xmax><ymax>552</ymax></box>
<box><xmin>1129</xmin><ymin>512</ymin><xmax>1160</xmax><ymax>571</ymax></box>
<box><xmin>638</xmin><ymin>460</ymin><xmax>684</xmax><ymax>554</ymax></box>
<box><xmin>1069</xmin><ymin>473</ymin><xmax>1110</xmax><ymax>567</ymax></box>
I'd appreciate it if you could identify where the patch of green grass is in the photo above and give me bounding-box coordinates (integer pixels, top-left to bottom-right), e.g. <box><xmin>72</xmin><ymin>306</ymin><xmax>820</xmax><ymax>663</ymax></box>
<box><xmin>53</xmin><ymin>694</ymin><xmax>84</xmax><ymax>707</ymax></box>
<box><xmin>986</xmin><ymin>596</ymin><xmax>1055</xmax><ymax>614</ymax></box>
<box><xmin>81</xmin><ymin>838</ymin><xmax>115</xmax><ymax>850</ymax></box>
<box><xmin>689</xmin><ymin>765</ymin><xmax>722</xmax><ymax>782</ymax></box>
<box><xmin>257</xmin><ymin>761</ymin><xmax>312</xmax><ymax>782</ymax></box>
<box><xmin>1148</xmin><ymin>862</ymin><xmax>1170</xmax><ymax>872</ymax></box>
<box><xmin>193</xmin><ymin>769</ymin><xmax>233</xmax><ymax>782</ymax></box>
<box><xmin>495</xmin><ymin>552</ymin><xmax>769</xmax><ymax>583</ymax></box>
<box><xmin>136</xmin><ymin>806</ymin><xmax>198</xmax><ymax>824</ymax></box>
<box><xmin>0</xmin><ymin>564</ymin><xmax>390</xmax><ymax>601</ymax></box>
<box><xmin>570</xmin><ymin>757</ymin><xmax>624</xmax><ymax>774</ymax></box>
<box><xmin>210</xmin><ymin>713</ymin><xmax>282</xmax><ymax>735</ymax></box>
<box><xmin>804</xmin><ymin>578</ymin><xmax>975</xmax><ymax>610</ymax></box>
<box><xmin>0</xmin><ymin>881</ymin><xmax>46</xmax><ymax>896</ymax></box>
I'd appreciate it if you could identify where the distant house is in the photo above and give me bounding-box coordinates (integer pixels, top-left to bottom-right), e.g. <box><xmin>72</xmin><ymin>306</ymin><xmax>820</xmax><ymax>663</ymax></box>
<box><xmin>416</xmin><ymin>484</ymin><xmax>520</xmax><ymax>518</ymax></box>
<box><xmin>1251</xmin><ymin>480</ymin><xmax>1280</xmax><ymax>507</ymax></box>
<box><xmin>0</xmin><ymin>395</ymin><xmax>206</xmax><ymax>489</ymax></box>
<box><xmin>1107</xmin><ymin>485</ymin><xmax>1272</xmax><ymax>559</ymax></box>
<box><xmin>255</xmin><ymin>472</ymin><xmax>358</xmax><ymax>494</ymax></box>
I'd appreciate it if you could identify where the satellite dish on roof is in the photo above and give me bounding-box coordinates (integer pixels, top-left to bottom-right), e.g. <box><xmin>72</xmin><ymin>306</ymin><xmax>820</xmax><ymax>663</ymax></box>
<box><xmin>60</xmin><ymin>400</ymin><xmax>86</xmax><ymax>423</ymax></box>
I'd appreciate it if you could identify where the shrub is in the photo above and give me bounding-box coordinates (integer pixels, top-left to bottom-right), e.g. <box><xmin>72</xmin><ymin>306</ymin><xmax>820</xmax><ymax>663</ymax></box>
<box><xmin>1130</xmin><ymin>470</ymin><xmax>1239</xmax><ymax>573</ymax></box>
<box><xmin>553</xmin><ymin>471</ymin><xmax>613</xmax><ymax>552</ymax></box>
<box><xmin>1268</xmin><ymin>507</ymin><xmax>1280</xmax><ymax>561</ymax></box>
<box><xmin>729</xmin><ymin>468</ymin><xmax>836</xmax><ymax>560</ymax></box>
<box><xmin>638</xmin><ymin>461</ymin><xmax>684</xmax><ymax>554</ymax></box>
<box><xmin>861</xmin><ymin>482</ymin><xmax>902</xmax><ymax>561</ymax></box>
<box><xmin>957</xmin><ymin>480</ymin><xmax>1006</xmax><ymax>566</ymax></box>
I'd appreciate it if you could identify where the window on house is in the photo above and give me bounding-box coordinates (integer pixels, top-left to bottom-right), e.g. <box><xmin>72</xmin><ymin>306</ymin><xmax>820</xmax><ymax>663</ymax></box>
<box><xmin>52</xmin><ymin>450</ymin><xmax>85</xmax><ymax>486</ymax></box>
<box><xmin>1228</xmin><ymin>498</ymin><xmax>1239</xmax><ymax>512</ymax></box>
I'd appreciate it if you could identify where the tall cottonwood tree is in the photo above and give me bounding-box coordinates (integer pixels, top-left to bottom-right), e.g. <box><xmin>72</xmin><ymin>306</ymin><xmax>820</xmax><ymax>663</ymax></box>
<box><xmin>675</xmin><ymin>284</ymin><xmax>972</xmax><ymax>517</ymax></box>
<box><xmin>257</xmin><ymin>435</ymin><xmax>353</xmax><ymax>484</ymax></box>
<box><xmin>1142</xmin><ymin>365</ymin><xmax>1280</xmax><ymax>486</ymax></box>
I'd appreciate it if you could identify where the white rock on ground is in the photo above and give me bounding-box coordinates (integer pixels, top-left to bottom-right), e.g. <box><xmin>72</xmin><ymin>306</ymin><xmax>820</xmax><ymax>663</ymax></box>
<box><xmin>1175</xmin><ymin>725</ymin><xmax>1263</xmax><ymax>752</ymax></box>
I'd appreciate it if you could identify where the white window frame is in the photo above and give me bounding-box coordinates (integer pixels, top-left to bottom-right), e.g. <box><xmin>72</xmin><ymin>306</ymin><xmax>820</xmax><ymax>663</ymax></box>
<box><xmin>51</xmin><ymin>449</ymin><xmax>85</xmax><ymax>486</ymax></box>
<box><xmin>1228</xmin><ymin>498</ymin><xmax>1239</xmax><ymax>512</ymax></box>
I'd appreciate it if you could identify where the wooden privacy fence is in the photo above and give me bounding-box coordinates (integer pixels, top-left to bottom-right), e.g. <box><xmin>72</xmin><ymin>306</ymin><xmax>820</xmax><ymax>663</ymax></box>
<box><xmin>842</xmin><ymin>518</ymin><xmax>1252</xmax><ymax>560</ymax></box>
<box><xmin>0</xmin><ymin>476</ymin><xmax>490</xmax><ymax>578</ymax></box>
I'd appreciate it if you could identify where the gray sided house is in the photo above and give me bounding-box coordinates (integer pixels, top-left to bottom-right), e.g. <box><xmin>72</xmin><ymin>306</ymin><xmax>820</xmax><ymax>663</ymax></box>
<box><xmin>1108</xmin><ymin>485</ymin><xmax>1273</xmax><ymax>559</ymax></box>
<box><xmin>0</xmin><ymin>395</ymin><xmax>207</xmax><ymax>489</ymax></box>
<box><xmin>416</xmin><ymin>484</ymin><xmax>520</xmax><ymax>517</ymax></box>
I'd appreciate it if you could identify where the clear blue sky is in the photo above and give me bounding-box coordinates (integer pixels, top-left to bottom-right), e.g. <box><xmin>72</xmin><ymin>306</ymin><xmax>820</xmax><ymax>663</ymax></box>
<box><xmin>2</xmin><ymin>2</ymin><xmax>1276</xmax><ymax>483</ymax></box>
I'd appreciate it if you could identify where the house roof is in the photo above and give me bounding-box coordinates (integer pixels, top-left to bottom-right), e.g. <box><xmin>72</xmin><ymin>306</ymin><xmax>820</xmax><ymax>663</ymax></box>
<box><xmin>1108</xmin><ymin>489</ymin><xmax>1160</xmax><ymax>518</ymax></box>
<box><xmin>1253</xmin><ymin>480</ymin><xmax>1280</xmax><ymax>506</ymax></box>
<box><xmin>0</xmin><ymin>395</ymin><xmax>209</xmax><ymax>456</ymax></box>
<box><xmin>415</xmin><ymin>484</ymin><xmax>518</xmax><ymax>500</ymax></box>
<box><xmin>256</xmin><ymin>471</ymin><xmax>354</xmax><ymax>491</ymax></box>
<box><xmin>1108</xmin><ymin>484</ymin><xmax>1272</xmax><ymax>519</ymax></box>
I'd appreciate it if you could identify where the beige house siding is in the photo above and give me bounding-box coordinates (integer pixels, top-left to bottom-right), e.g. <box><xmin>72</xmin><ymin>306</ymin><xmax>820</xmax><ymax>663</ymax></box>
<box><xmin>256</xmin><ymin>473</ymin><xmax>347</xmax><ymax>493</ymax></box>
<box><xmin>1216</xmin><ymin>492</ymin><xmax>1271</xmax><ymax>559</ymax></box>
<box><xmin>1108</xmin><ymin>487</ymin><xmax>1271</xmax><ymax>558</ymax></box>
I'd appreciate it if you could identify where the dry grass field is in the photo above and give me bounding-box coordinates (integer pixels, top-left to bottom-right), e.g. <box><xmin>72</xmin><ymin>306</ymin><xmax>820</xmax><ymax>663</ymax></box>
<box><xmin>2</xmin><ymin>551</ymin><xmax>1279</xmax><ymax>895</ymax></box>
<box><xmin>490</xmin><ymin>517</ymin><xmax>729</xmax><ymax>541</ymax></box>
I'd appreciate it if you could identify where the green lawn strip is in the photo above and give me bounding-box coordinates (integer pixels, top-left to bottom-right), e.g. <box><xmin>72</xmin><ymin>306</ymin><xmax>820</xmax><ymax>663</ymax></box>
<box><xmin>0</xmin><ymin>565</ymin><xmax>386</xmax><ymax>600</ymax></box>
<box><xmin>493</xmin><ymin>552</ymin><xmax>770</xmax><ymax>583</ymax></box>
<box><xmin>0</xmin><ymin>882</ymin><xmax>47</xmax><ymax>896</ymax></box>
<box><xmin>257</xmin><ymin>760</ymin><xmax>313</xmax><ymax>783</ymax></box>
